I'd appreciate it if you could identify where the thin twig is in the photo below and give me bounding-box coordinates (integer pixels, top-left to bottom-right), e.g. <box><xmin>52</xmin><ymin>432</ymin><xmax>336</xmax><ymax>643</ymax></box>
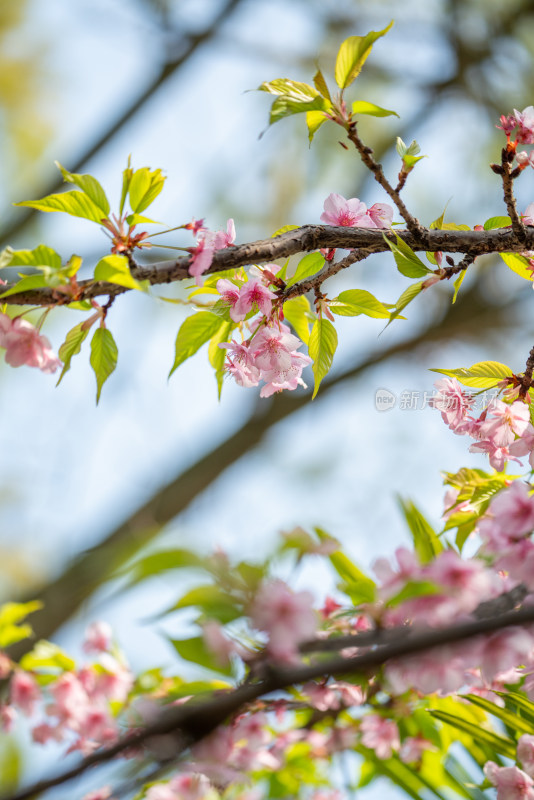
<box><xmin>345</xmin><ymin>123</ymin><xmax>425</xmax><ymax>239</ymax></box>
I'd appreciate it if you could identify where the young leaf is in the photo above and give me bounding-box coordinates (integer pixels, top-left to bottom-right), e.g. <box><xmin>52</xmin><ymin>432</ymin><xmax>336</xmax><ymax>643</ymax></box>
<box><xmin>55</xmin><ymin>162</ymin><xmax>110</xmax><ymax>216</ymax></box>
<box><xmin>452</xmin><ymin>269</ymin><xmax>467</xmax><ymax>303</ymax></box>
<box><xmin>259</xmin><ymin>79</ymin><xmax>331</xmax><ymax>125</ymax></box>
<box><xmin>384</xmin><ymin>234</ymin><xmax>431</xmax><ymax>278</ymax></box>
<box><xmin>169</xmin><ymin>312</ymin><xmax>223</xmax><ymax>377</ymax></box>
<box><xmin>329</xmin><ymin>551</ymin><xmax>376</xmax><ymax>604</ymax></box>
<box><xmin>483</xmin><ymin>216</ymin><xmax>511</xmax><ymax>230</ymax></box>
<box><xmin>430</xmin><ymin>361</ymin><xmax>513</xmax><ymax>389</ymax></box>
<box><xmin>398</xmin><ymin>498</ymin><xmax>443</xmax><ymax>563</ymax></box>
<box><xmin>500</xmin><ymin>252</ymin><xmax>534</xmax><ymax>281</ymax></box>
<box><xmin>169</xmin><ymin>585</ymin><xmax>241</xmax><ymax>624</ymax></box>
<box><xmin>308</xmin><ymin>318</ymin><xmax>337</xmax><ymax>399</ymax></box>
<box><xmin>286</xmin><ymin>252</ymin><xmax>325</xmax><ymax>287</ymax></box>
<box><xmin>90</xmin><ymin>327</ymin><xmax>118</xmax><ymax>404</ymax></box>
<box><xmin>312</xmin><ymin>68</ymin><xmax>331</xmax><ymax>100</ymax></box>
<box><xmin>0</xmin><ymin>274</ymin><xmax>49</xmax><ymax>298</ymax></box>
<box><xmin>465</xmin><ymin>694</ymin><xmax>533</xmax><ymax>734</ymax></box>
<box><xmin>330</xmin><ymin>289</ymin><xmax>391</xmax><ymax>318</ymax></box>
<box><xmin>306</xmin><ymin>110</ymin><xmax>328</xmax><ymax>143</ymax></box>
<box><xmin>352</xmin><ymin>100</ymin><xmax>398</xmax><ymax>117</ymax></box>
<box><xmin>128</xmin><ymin>167</ymin><xmax>165</xmax><ymax>214</ymax></box>
<box><xmin>429</xmin><ymin>710</ymin><xmax>515</xmax><ymax>758</ymax></box>
<box><xmin>170</xmin><ymin>636</ymin><xmax>233</xmax><ymax>676</ymax></box>
<box><xmin>56</xmin><ymin>321</ymin><xmax>91</xmax><ymax>386</ymax></box>
<box><xmin>14</xmin><ymin>190</ymin><xmax>108</xmax><ymax>223</ymax></box>
<box><xmin>94</xmin><ymin>254</ymin><xmax>148</xmax><ymax>291</ymax></box>
<box><xmin>334</xmin><ymin>21</ymin><xmax>394</xmax><ymax>89</ymax></box>
<box><xmin>208</xmin><ymin>320</ymin><xmax>233</xmax><ymax>399</ymax></box>
<box><xmin>20</xmin><ymin>640</ymin><xmax>76</xmax><ymax>673</ymax></box>
<box><xmin>0</xmin><ymin>245</ymin><xmax>62</xmax><ymax>270</ymax></box>
<box><xmin>120</xmin><ymin>155</ymin><xmax>133</xmax><ymax>216</ymax></box>
<box><xmin>283</xmin><ymin>295</ymin><xmax>312</xmax><ymax>344</ymax></box>
<box><xmin>388</xmin><ymin>281</ymin><xmax>424</xmax><ymax>324</ymax></box>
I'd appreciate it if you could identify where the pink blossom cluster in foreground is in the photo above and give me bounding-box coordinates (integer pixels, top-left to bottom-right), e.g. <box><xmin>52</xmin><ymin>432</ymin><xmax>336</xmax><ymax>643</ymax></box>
<box><xmin>430</xmin><ymin>377</ymin><xmax>534</xmax><ymax>470</ymax></box>
<box><xmin>218</xmin><ymin>266</ymin><xmax>311</xmax><ymax>397</ymax></box>
<box><xmin>0</xmin><ymin>312</ymin><xmax>61</xmax><ymax>373</ymax></box>
<box><xmin>485</xmin><ymin>735</ymin><xmax>534</xmax><ymax>800</ymax></box>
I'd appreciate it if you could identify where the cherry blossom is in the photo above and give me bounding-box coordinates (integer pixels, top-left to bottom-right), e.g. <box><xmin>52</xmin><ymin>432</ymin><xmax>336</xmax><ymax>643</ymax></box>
<box><xmin>320</xmin><ymin>192</ymin><xmax>393</xmax><ymax>228</ymax></box>
<box><xmin>10</xmin><ymin>670</ymin><xmax>41</xmax><ymax>715</ymax></box>
<box><xmin>0</xmin><ymin>314</ymin><xmax>61</xmax><ymax>373</ymax></box>
<box><xmin>484</xmin><ymin>761</ymin><xmax>534</xmax><ymax>800</ymax></box>
<box><xmin>360</xmin><ymin>715</ymin><xmax>400</xmax><ymax>759</ymax></box>
<box><xmin>250</xmin><ymin>579</ymin><xmax>317</xmax><ymax>662</ymax></box>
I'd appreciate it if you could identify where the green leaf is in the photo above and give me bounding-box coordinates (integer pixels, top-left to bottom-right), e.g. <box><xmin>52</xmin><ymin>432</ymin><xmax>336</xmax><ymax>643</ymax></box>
<box><xmin>308</xmin><ymin>318</ymin><xmax>337</xmax><ymax>399</ymax></box>
<box><xmin>208</xmin><ymin>320</ymin><xmax>233</xmax><ymax>399</ymax></box>
<box><xmin>334</xmin><ymin>22</ymin><xmax>394</xmax><ymax>89</ymax></box>
<box><xmin>306</xmin><ymin>110</ymin><xmax>328</xmax><ymax>143</ymax></box>
<box><xmin>429</xmin><ymin>710</ymin><xmax>515</xmax><ymax>758</ymax></box>
<box><xmin>94</xmin><ymin>254</ymin><xmax>147</xmax><ymax>291</ymax></box>
<box><xmin>0</xmin><ymin>738</ymin><xmax>21</xmax><ymax>793</ymax></box>
<box><xmin>169</xmin><ymin>312</ymin><xmax>223</xmax><ymax>377</ymax></box>
<box><xmin>500</xmin><ymin>252</ymin><xmax>534</xmax><ymax>281</ymax></box>
<box><xmin>283</xmin><ymin>295</ymin><xmax>312</xmax><ymax>344</ymax></box>
<box><xmin>90</xmin><ymin>327</ymin><xmax>118</xmax><ymax>404</ymax></box>
<box><xmin>0</xmin><ymin>600</ymin><xmax>42</xmax><ymax>628</ymax></box>
<box><xmin>272</xmin><ymin>224</ymin><xmax>299</xmax><ymax>238</ymax></box>
<box><xmin>170</xmin><ymin>636</ymin><xmax>233</xmax><ymax>676</ymax></box>
<box><xmin>14</xmin><ymin>190</ymin><xmax>108</xmax><ymax>223</ymax></box>
<box><xmin>497</xmin><ymin>691</ymin><xmax>534</xmax><ymax>727</ymax></box>
<box><xmin>312</xmin><ymin>68</ymin><xmax>331</xmax><ymax>100</ymax></box>
<box><xmin>20</xmin><ymin>640</ymin><xmax>76</xmax><ymax>673</ymax></box>
<box><xmin>389</xmin><ymin>281</ymin><xmax>424</xmax><ymax>322</ymax></box>
<box><xmin>384</xmin><ymin>234</ymin><xmax>431</xmax><ymax>278</ymax></box>
<box><xmin>286</xmin><ymin>252</ymin><xmax>325</xmax><ymax>287</ymax></box>
<box><xmin>128</xmin><ymin>167</ymin><xmax>165</xmax><ymax>214</ymax></box>
<box><xmin>0</xmin><ymin>274</ymin><xmax>49</xmax><ymax>298</ymax></box>
<box><xmin>0</xmin><ymin>244</ymin><xmax>62</xmax><ymax>270</ymax></box>
<box><xmin>452</xmin><ymin>269</ymin><xmax>467</xmax><ymax>303</ymax></box>
<box><xmin>430</xmin><ymin>361</ymin><xmax>513</xmax><ymax>389</ymax></box>
<box><xmin>120</xmin><ymin>155</ymin><xmax>133</xmax><ymax>216</ymax></box>
<box><xmin>56</xmin><ymin>321</ymin><xmax>91</xmax><ymax>386</ymax></box>
<box><xmin>125</xmin><ymin>213</ymin><xmax>160</xmax><ymax>227</ymax></box>
<box><xmin>329</xmin><ymin>551</ymin><xmax>376</xmax><ymax>604</ymax></box>
<box><xmin>483</xmin><ymin>216</ymin><xmax>511</xmax><ymax>230</ymax></box>
<box><xmin>125</xmin><ymin>549</ymin><xmax>205</xmax><ymax>586</ymax></box>
<box><xmin>352</xmin><ymin>100</ymin><xmax>398</xmax><ymax>117</ymax></box>
<box><xmin>55</xmin><ymin>162</ymin><xmax>110</xmax><ymax>216</ymax></box>
<box><xmin>465</xmin><ymin>694</ymin><xmax>533</xmax><ymax>734</ymax></box>
<box><xmin>259</xmin><ymin>79</ymin><xmax>331</xmax><ymax>125</ymax></box>
<box><xmin>330</xmin><ymin>289</ymin><xmax>391</xmax><ymax>318</ymax></box>
<box><xmin>169</xmin><ymin>585</ymin><xmax>241</xmax><ymax>624</ymax></box>
<box><xmin>387</xmin><ymin>579</ymin><xmax>440</xmax><ymax>607</ymax></box>
<box><xmin>398</xmin><ymin>498</ymin><xmax>443</xmax><ymax>563</ymax></box>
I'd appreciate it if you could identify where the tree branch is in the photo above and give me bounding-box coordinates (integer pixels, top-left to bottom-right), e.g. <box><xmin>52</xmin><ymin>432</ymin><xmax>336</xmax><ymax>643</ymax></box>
<box><xmin>2</xmin><ymin>224</ymin><xmax>533</xmax><ymax>306</ymax></box>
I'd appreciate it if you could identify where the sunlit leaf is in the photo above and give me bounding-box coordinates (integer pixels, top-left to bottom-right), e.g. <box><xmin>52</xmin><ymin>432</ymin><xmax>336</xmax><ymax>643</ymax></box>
<box><xmin>334</xmin><ymin>22</ymin><xmax>394</xmax><ymax>89</ymax></box>
<box><xmin>308</xmin><ymin>318</ymin><xmax>337</xmax><ymax>398</ymax></box>
<box><xmin>90</xmin><ymin>327</ymin><xmax>118</xmax><ymax>404</ymax></box>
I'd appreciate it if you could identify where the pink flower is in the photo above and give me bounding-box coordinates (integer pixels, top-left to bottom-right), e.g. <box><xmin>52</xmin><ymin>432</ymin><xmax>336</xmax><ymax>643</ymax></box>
<box><xmin>32</xmin><ymin>722</ymin><xmax>63</xmax><ymax>744</ymax></box>
<box><xmin>360</xmin><ymin>715</ymin><xmax>400</xmax><ymax>760</ymax></box>
<box><xmin>0</xmin><ymin>314</ymin><xmax>61</xmax><ymax>373</ymax></box>
<box><xmin>480</xmin><ymin>628</ymin><xmax>534</xmax><ymax>682</ymax></box>
<box><xmin>479</xmin><ymin>400</ymin><xmax>530</xmax><ymax>447</ymax></box>
<box><xmin>320</xmin><ymin>193</ymin><xmax>375</xmax><ymax>227</ymax></box>
<box><xmin>169</xmin><ymin>774</ymin><xmax>212</xmax><ymax>800</ymax></box>
<box><xmin>231</xmin><ymin>280</ymin><xmax>277</xmax><ymax>322</ymax></box>
<box><xmin>83</xmin><ymin>621</ymin><xmax>113</xmax><ymax>654</ymax></box>
<box><xmin>0</xmin><ymin>705</ymin><xmax>16</xmax><ymax>732</ymax></box>
<box><xmin>515</xmin><ymin>107</ymin><xmax>534</xmax><ymax>144</ymax></box>
<box><xmin>220</xmin><ymin>340</ymin><xmax>260</xmax><ymax>388</ymax></box>
<box><xmin>429</xmin><ymin>378</ymin><xmax>474</xmax><ymax>430</ymax></box>
<box><xmin>368</xmin><ymin>202</ymin><xmax>393</xmax><ymax>228</ymax></box>
<box><xmin>484</xmin><ymin>761</ymin><xmax>534</xmax><ymax>800</ymax></box>
<box><xmin>518</xmin><ymin>735</ymin><xmax>534</xmax><ymax>779</ymax></box>
<box><xmin>10</xmin><ymin>671</ymin><xmax>40</xmax><ymax>715</ymax></box>
<box><xmin>524</xmin><ymin>204</ymin><xmax>534</xmax><ymax>225</ymax></box>
<box><xmin>490</xmin><ymin>481</ymin><xmax>534</xmax><ymax>538</ymax></box>
<box><xmin>497</xmin><ymin>114</ymin><xmax>518</xmax><ymax>135</ymax></box>
<box><xmin>189</xmin><ymin>219</ymin><xmax>236</xmax><ymax>284</ymax></box>
<box><xmin>399</xmin><ymin>736</ymin><xmax>432</xmax><ymax>764</ymax></box>
<box><xmin>250</xmin><ymin>579</ymin><xmax>317</xmax><ymax>662</ymax></box>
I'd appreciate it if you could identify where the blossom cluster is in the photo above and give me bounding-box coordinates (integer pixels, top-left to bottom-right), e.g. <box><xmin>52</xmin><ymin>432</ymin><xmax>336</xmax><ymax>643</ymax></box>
<box><xmin>498</xmin><ymin>106</ymin><xmax>534</xmax><ymax>167</ymax></box>
<box><xmin>188</xmin><ymin>218</ymin><xmax>236</xmax><ymax>284</ymax></box>
<box><xmin>430</xmin><ymin>377</ymin><xmax>534</xmax><ymax>471</ymax></box>
<box><xmin>1</xmin><ymin>621</ymin><xmax>132</xmax><ymax>756</ymax></box>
